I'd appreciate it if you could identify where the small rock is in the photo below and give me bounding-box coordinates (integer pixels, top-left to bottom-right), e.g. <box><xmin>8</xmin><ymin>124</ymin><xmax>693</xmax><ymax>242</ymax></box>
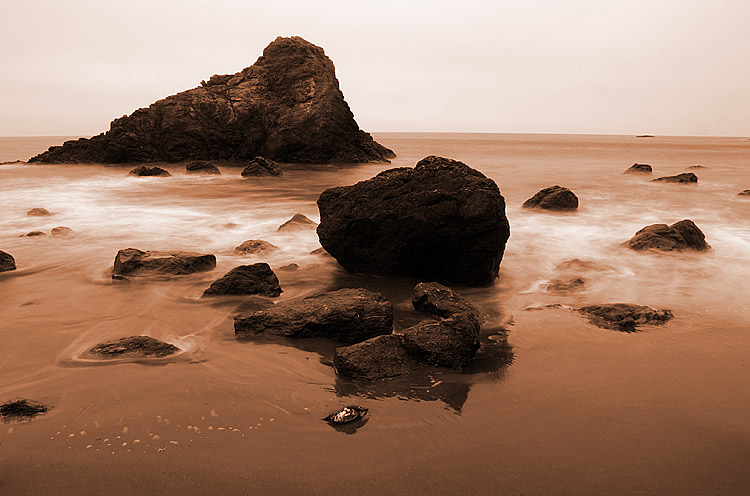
<box><xmin>575</xmin><ymin>304</ymin><xmax>674</xmax><ymax>332</ymax></box>
<box><xmin>128</xmin><ymin>166</ymin><xmax>171</xmax><ymax>177</ymax></box>
<box><xmin>186</xmin><ymin>161</ymin><xmax>220</xmax><ymax>174</ymax></box>
<box><xmin>0</xmin><ymin>399</ymin><xmax>48</xmax><ymax>420</ymax></box>
<box><xmin>202</xmin><ymin>263</ymin><xmax>282</xmax><ymax>297</ymax></box>
<box><xmin>88</xmin><ymin>336</ymin><xmax>180</xmax><ymax>358</ymax></box>
<box><xmin>687</xmin><ymin>165</ymin><xmax>707</xmax><ymax>170</ymax></box>
<box><xmin>241</xmin><ymin>157</ymin><xmax>282</xmax><ymax>177</ymax></box>
<box><xmin>627</xmin><ymin>219</ymin><xmax>709</xmax><ymax>252</ymax></box>
<box><xmin>234</xmin><ymin>239</ymin><xmax>279</xmax><ymax>255</ymax></box>
<box><xmin>27</xmin><ymin>208</ymin><xmax>51</xmax><ymax>216</ymax></box>
<box><xmin>277</xmin><ymin>263</ymin><xmax>299</xmax><ymax>271</ymax></box>
<box><xmin>51</xmin><ymin>226</ymin><xmax>75</xmax><ymax>237</ymax></box>
<box><xmin>334</xmin><ymin>334</ymin><xmax>420</xmax><ymax>380</ymax></box>
<box><xmin>400</xmin><ymin>313</ymin><xmax>480</xmax><ymax>369</ymax></box>
<box><xmin>322</xmin><ymin>405</ymin><xmax>368</xmax><ymax>424</ymax></box>
<box><xmin>309</xmin><ymin>247</ymin><xmax>331</xmax><ymax>256</ymax></box>
<box><xmin>546</xmin><ymin>277</ymin><xmax>586</xmax><ymax>293</ymax></box>
<box><xmin>278</xmin><ymin>213</ymin><xmax>317</xmax><ymax>231</ymax></box>
<box><xmin>738</xmin><ymin>190</ymin><xmax>750</xmax><ymax>197</ymax></box>
<box><xmin>412</xmin><ymin>282</ymin><xmax>481</xmax><ymax>321</ymax></box>
<box><xmin>112</xmin><ymin>248</ymin><xmax>216</xmax><ymax>276</ymax></box>
<box><xmin>651</xmin><ymin>172</ymin><xmax>697</xmax><ymax>183</ymax></box>
<box><xmin>0</xmin><ymin>251</ymin><xmax>17</xmax><ymax>272</ymax></box>
<box><xmin>522</xmin><ymin>185</ymin><xmax>579</xmax><ymax>211</ymax></box>
<box><xmin>624</xmin><ymin>163</ymin><xmax>652</xmax><ymax>174</ymax></box>
<box><xmin>22</xmin><ymin>231</ymin><xmax>47</xmax><ymax>237</ymax></box>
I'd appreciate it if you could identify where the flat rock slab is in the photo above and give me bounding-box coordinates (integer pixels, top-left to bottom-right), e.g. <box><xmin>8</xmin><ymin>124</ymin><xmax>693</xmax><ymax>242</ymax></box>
<box><xmin>234</xmin><ymin>288</ymin><xmax>393</xmax><ymax>343</ymax></box>
<box><xmin>278</xmin><ymin>213</ymin><xmax>317</xmax><ymax>231</ymax></box>
<box><xmin>627</xmin><ymin>219</ymin><xmax>709</xmax><ymax>252</ymax></box>
<box><xmin>412</xmin><ymin>282</ymin><xmax>481</xmax><ymax>321</ymax></box>
<box><xmin>186</xmin><ymin>161</ymin><xmax>220</xmax><ymax>174</ymax></box>
<box><xmin>129</xmin><ymin>166</ymin><xmax>171</xmax><ymax>177</ymax></box>
<box><xmin>652</xmin><ymin>173</ymin><xmax>697</xmax><ymax>183</ymax></box>
<box><xmin>203</xmin><ymin>263</ymin><xmax>282</xmax><ymax>297</ymax></box>
<box><xmin>242</xmin><ymin>157</ymin><xmax>282</xmax><ymax>176</ymax></box>
<box><xmin>333</xmin><ymin>334</ymin><xmax>421</xmax><ymax>381</ymax></box>
<box><xmin>624</xmin><ymin>163</ymin><xmax>652</xmax><ymax>174</ymax></box>
<box><xmin>523</xmin><ymin>185</ymin><xmax>579</xmax><ymax>211</ymax></box>
<box><xmin>576</xmin><ymin>303</ymin><xmax>674</xmax><ymax>332</ymax></box>
<box><xmin>0</xmin><ymin>251</ymin><xmax>16</xmax><ymax>272</ymax></box>
<box><xmin>234</xmin><ymin>239</ymin><xmax>279</xmax><ymax>255</ymax></box>
<box><xmin>112</xmin><ymin>248</ymin><xmax>216</xmax><ymax>276</ymax></box>
<box><xmin>88</xmin><ymin>336</ymin><xmax>180</xmax><ymax>358</ymax></box>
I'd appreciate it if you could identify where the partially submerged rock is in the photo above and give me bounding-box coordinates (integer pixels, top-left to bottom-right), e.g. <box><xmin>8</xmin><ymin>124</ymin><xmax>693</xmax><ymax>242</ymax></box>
<box><xmin>27</xmin><ymin>208</ymin><xmax>51</xmax><ymax>216</ymax></box>
<box><xmin>22</xmin><ymin>231</ymin><xmax>47</xmax><ymax>237</ymax></box>
<box><xmin>652</xmin><ymin>172</ymin><xmax>697</xmax><ymax>183</ymax></box>
<box><xmin>546</xmin><ymin>277</ymin><xmax>586</xmax><ymax>293</ymax></box>
<box><xmin>234</xmin><ymin>288</ymin><xmax>392</xmax><ymax>343</ymax></box>
<box><xmin>555</xmin><ymin>259</ymin><xmax>613</xmax><ymax>272</ymax></box>
<box><xmin>1</xmin><ymin>399</ymin><xmax>48</xmax><ymax>421</ymax></box>
<box><xmin>186</xmin><ymin>161</ymin><xmax>220</xmax><ymax>174</ymax></box>
<box><xmin>627</xmin><ymin>219</ymin><xmax>709</xmax><ymax>252</ymax></box>
<box><xmin>317</xmin><ymin>155</ymin><xmax>510</xmax><ymax>286</ymax></box>
<box><xmin>278</xmin><ymin>213</ymin><xmax>317</xmax><ymax>231</ymax></box>
<box><xmin>333</xmin><ymin>334</ymin><xmax>420</xmax><ymax>381</ymax></box>
<box><xmin>241</xmin><ymin>157</ymin><xmax>282</xmax><ymax>177</ymax></box>
<box><xmin>738</xmin><ymin>190</ymin><xmax>750</xmax><ymax>197</ymax></box>
<box><xmin>234</xmin><ymin>239</ymin><xmax>279</xmax><ymax>255</ymax></box>
<box><xmin>112</xmin><ymin>248</ymin><xmax>217</xmax><ymax>276</ymax></box>
<box><xmin>522</xmin><ymin>185</ymin><xmax>579</xmax><ymax>211</ymax></box>
<box><xmin>400</xmin><ymin>313</ymin><xmax>481</xmax><ymax>369</ymax></box>
<box><xmin>576</xmin><ymin>304</ymin><xmax>674</xmax><ymax>332</ymax></box>
<box><xmin>322</xmin><ymin>405</ymin><xmax>368</xmax><ymax>424</ymax></box>
<box><xmin>687</xmin><ymin>165</ymin><xmax>707</xmax><ymax>170</ymax></box>
<box><xmin>203</xmin><ymin>263</ymin><xmax>282</xmax><ymax>297</ymax></box>
<box><xmin>624</xmin><ymin>163</ymin><xmax>652</xmax><ymax>174</ymax></box>
<box><xmin>412</xmin><ymin>282</ymin><xmax>481</xmax><ymax>321</ymax></box>
<box><xmin>88</xmin><ymin>336</ymin><xmax>180</xmax><ymax>358</ymax></box>
<box><xmin>0</xmin><ymin>251</ymin><xmax>16</xmax><ymax>272</ymax></box>
<box><xmin>129</xmin><ymin>166</ymin><xmax>171</xmax><ymax>177</ymax></box>
<box><xmin>51</xmin><ymin>226</ymin><xmax>75</xmax><ymax>236</ymax></box>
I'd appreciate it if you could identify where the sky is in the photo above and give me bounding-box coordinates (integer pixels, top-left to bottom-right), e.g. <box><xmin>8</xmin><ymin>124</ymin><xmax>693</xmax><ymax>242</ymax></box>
<box><xmin>1</xmin><ymin>0</ymin><xmax>749</xmax><ymax>137</ymax></box>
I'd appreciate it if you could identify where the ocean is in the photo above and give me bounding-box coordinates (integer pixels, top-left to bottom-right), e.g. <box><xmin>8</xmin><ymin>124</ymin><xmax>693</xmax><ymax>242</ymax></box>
<box><xmin>1</xmin><ymin>133</ymin><xmax>749</xmax><ymax>494</ymax></box>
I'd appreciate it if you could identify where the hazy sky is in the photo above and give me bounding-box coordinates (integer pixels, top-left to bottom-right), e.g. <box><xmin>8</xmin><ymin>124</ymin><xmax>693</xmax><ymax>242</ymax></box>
<box><xmin>2</xmin><ymin>0</ymin><xmax>748</xmax><ymax>136</ymax></box>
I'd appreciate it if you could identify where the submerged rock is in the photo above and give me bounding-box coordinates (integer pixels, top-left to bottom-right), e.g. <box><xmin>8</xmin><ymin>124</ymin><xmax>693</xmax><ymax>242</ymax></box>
<box><xmin>202</xmin><ymin>263</ymin><xmax>282</xmax><ymax>297</ymax></box>
<box><xmin>51</xmin><ymin>226</ymin><xmax>75</xmax><ymax>236</ymax></box>
<box><xmin>22</xmin><ymin>231</ymin><xmax>47</xmax><ymax>237</ymax></box>
<box><xmin>400</xmin><ymin>313</ymin><xmax>481</xmax><ymax>369</ymax></box>
<box><xmin>0</xmin><ymin>399</ymin><xmax>48</xmax><ymax>420</ymax></box>
<box><xmin>88</xmin><ymin>336</ymin><xmax>180</xmax><ymax>358</ymax></box>
<box><xmin>234</xmin><ymin>239</ymin><xmax>279</xmax><ymax>255</ymax></box>
<box><xmin>234</xmin><ymin>287</ymin><xmax>393</xmax><ymax>343</ymax></box>
<box><xmin>241</xmin><ymin>157</ymin><xmax>282</xmax><ymax>177</ymax></box>
<box><xmin>129</xmin><ymin>166</ymin><xmax>171</xmax><ymax>177</ymax></box>
<box><xmin>652</xmin><ymin>172</ymin><xmax>697</xmax><ymax>183</ymax></box>
<box><xmin>412</xmin><ymin>282</ymin><xmax>481</xmax><ymax>321</ymax></box>
<box><xmin>738</xmin><ymin>190</ymin><xmax>750</xmax><ymax>197</ymax></box>
<box><xmin>687</xmin><ymin>165</ymin><xmax>707</xmax><ymax>170</ymax></box>
<box><xmin>278</xmin><ymin>213</ymin><xmax>317</xmax><ymax>231</ymax></box>
<box><xmin>333</xmin><ymin>334</ymin><xmax>420</xmax><ymax>381</ymax></box>
<box><xmin>317</xmin><ymin>155</ymin><xmax>510</xmax><ymax>286</ymax></box>
<box><xmin>576</xmin><ymin>304</ymin><xmax>674</xmax><ymax>332</ymax></box>
<box><xmin>627</xmin><ymin>219</ymin><xmax>709</xmax><ymax>252</ymax></box>
<box><xmin>29</xmin><ymin>37</ymin><xmax>394</xmax><ymax>165</ymax></box>
<box><xmin>546</xmin><ymin>277</ymin><xmax>586</xmax><ymax>293</ymax></box>
<box><xmin>556</xmin><ymin>259</ymin><xmax>613</xmax><ymax>273</ymax></box>
<box><xmin>522</xmin><ymin>185</ymin><xmax>579</xmax><ymax>211</ymax></box>
<box><xmin>186</xmin><ymin>161</ymin><xmax>220</xmax><ymax>174</ymax></box>
<box><xmin>624</xmin><ymin>163</ymin><xmax>652</xmax><ymax>174</ymax></box>
<box><xmin>112</xmin><ymin>248</ymin><xmax>217</xmax><ymax>276</ymax></box>
<box><xmin>0</xmin><ymin>250</ymin><xmax>16</xmax><ymax>272</ymax></box>
<box><xmin>26</xmin><ymin>208</ymin><xmax>51</xmax><ymax>217</ymax></box>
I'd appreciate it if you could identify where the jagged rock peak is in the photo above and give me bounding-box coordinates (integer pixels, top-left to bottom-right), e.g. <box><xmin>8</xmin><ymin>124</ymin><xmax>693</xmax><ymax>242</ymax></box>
<box><xmin>30</xmin><ymin>36</ymin><xmax>394</xmax><ymax>165</ymax></box>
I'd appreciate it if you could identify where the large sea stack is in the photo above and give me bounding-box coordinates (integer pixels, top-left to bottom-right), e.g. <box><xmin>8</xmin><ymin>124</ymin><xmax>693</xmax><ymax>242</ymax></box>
<box><xmin>29</xmin><ymin>37</ymin><xmax>394</xmax><ymax>164</ymax></box>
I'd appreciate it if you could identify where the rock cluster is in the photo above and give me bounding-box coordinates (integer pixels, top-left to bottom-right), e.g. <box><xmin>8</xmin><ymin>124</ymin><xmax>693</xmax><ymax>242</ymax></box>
<box><xmin>523</xmin><ymin>185</ymin><xmax>579</xmax><ymax>211</ymax></box>
<box><xmin>112</xmin><ymin>248</ymin><xmax>216</xmax><ymax>276</ymax></box>
<box><xmin>627</xmin><ymin>219</ymin><xmax>709</xmax><ymax>252</ymax></box>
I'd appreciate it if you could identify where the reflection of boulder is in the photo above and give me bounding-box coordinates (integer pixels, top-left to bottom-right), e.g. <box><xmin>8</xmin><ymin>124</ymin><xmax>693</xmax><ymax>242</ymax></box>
<box><xmin>576</xmin><ymin>304</ymin><xmax>674</xmax><ymax>332</ymax></box>
<box><xmin>88</xmin><ymin>336</ymin><xmax>180</xmax><ymax>358</ymax></box>
<box><xmin>203</xmin><ymin>263</ymin><xmax>282</xmax><ymax>297</ymax></box>
<box><xmin>523</xmin><ymin>185</ymin><xmax>578</xmax><ymax>211</ymax></box>
<box><xmin>0</xmin><ymin>250</ymin><xmax>16</xmax><ymax>272</ymax></box>
<box><xmin>112</xmin><ymin>248</ymin><xmax>216</xmax><ymax>276</ymax></box>
<box><xmin>627</xmin><ymin>219</ymin><xmax>709</xmax><ymax>252</ymax></box>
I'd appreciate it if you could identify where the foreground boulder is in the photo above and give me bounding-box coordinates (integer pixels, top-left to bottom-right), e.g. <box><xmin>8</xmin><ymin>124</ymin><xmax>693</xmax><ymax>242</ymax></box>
<box><xmin>652</xmin><ymin>172</ymin><xmax>697</xmax><ymax>183</ymax></box>
<box><xmin>412</xmin><ymin>282</ymin><xmax>481</xmax><ymax>321</ymax></box>
<box><xmin>234</xmin><ymin>239</ymin><xmax>278</xmax><ymax>255</ymax></box>
<box><xmin>576</xmin><ymin>304</ymin><xmax>674</xmax><ymax>332</ymax></box>
<box><xmin>400</xmin><ymin>313</ymin><xmax>481</xmax><ymax>369</ymax></box>
<box><xmin>523</xmin><ymin>185</ymin><xmax>579</xmax><ymax>211</ymax></box>
<box><xmin>242</xmin><ymin>157</ymin><xmax>282</xmax><ymax>177</ymax></box>
<box><xmin>278</xmin><ymin>213</ymin><xmax>317</xmax><ymax>231</ymax></box>
<box><xmin>333</xmin><ymin>334</ymin><xmax>421</xmax><ymax>381</ymax></box>
<box><xmin>317</xmin><ymin>156</ymin><xmax>510</xmax><ymax>286</ymax></box>
<box><xmin>129</xmin><ymin>166</ymin><xmax>171</xmax><ymax>177</ymax></box>
<box><xmin>624</xmin><ymin>163</ymin><xmax>652</xmax><ymax>174</ymax></box>
<box><xmin>627</xmin><ymin>219</ymin><xmax>709</xmax><ymax>252</ymax></box>
<box><xmin>27</xmin><ymin>208</ymin><xmax>51</xmax><ymax>216</ymax></box>
<box><xmin>186</xmin><ymin>161</ymin><xmax>220</xmax><ymax>174</ymax></box>
<box><xmin>203</xmin><ymin>263</ymin><xmax>282</xmax><ymax>297</ymax></box>
<box><xmin>112</xmin><ymin>248</ymin><xmax>216</xmax><ymax>276</ymax></box>
<box><xmin>234</xmin><ymin>288</ymin><xmax>392</xmax><ymax>343</ymax></box>
<box><xmin>88</xmin><ymin>336</ymin><xmax>180</xmax><ymax>358</ymax></box>
<box><xmin>29</xmin><ymin>37</ymin><xmax>394</xmax><ymax>165</ymax></box>
<box><xmin>0</xmin><ymin>250</ymin><xmax>16</xmax><ymax>272</ymax></box>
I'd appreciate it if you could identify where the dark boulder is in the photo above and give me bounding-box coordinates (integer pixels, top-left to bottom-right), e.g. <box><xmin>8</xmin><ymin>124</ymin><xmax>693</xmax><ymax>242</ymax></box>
<box><xmin>0</xmin><ymin>399</ymin><xmax>47</xmax><ymax>420</ymax></box>
<box><xmin>652</xmin><ymin>172</ymin><xmax>697</xmax><ymax>183</ymax></box>
<box><xmin>333</xmin><ymin>334</ymin><xmax>421</xmax><ymax>381</ymax></box>
<box><xmin>88</xmin><ymin>336</ymin><xmax>180</xmax><ymax>358</ymax></box>
<box><xmin>0</xmin><ymin>250</ymin><xmax>16</xmax><ymax>272</ymax></box>
<box><xmin>278</xmin><ymin>213</ymin><xmax>317</xmax><ymax>231</ymax></box>
<box><xmin>51</xmin><ymin>226</ymin><xmax>75</xmax><ymax>236</ymax></box>
<box><xmin>400</xmin><ymin>313</ymin><xmax>481</xmax><ymax>369</ymax></box>
<box><xmin>738</xmin><ymin>190</ymin><xmax>750</xmax><ymax>197</ymax></box>
<box><xmin>112</xmin><ymin>248</ymin><xmax>216</xmax><ymax>276</ymax></box>
<box><xmin>22</xmin><ymin>231</ymin><xmax>47</xmax><ymax>237</ymax></box>
<box><xmin>624</xmin><ymin>163</ymin><xmax>652</xmax><ymax>174</ymax></box>
<box><xmin>317</xmin><ymin>156</ymin><xmax>510</xmax><ymax>286</ymax></box>
<box><xmin>627</xmin><ymin>219</ymin><xmax>709</xmax><ymax>252</ymax></box>
<box><xmin>241</xmin><ymin>157</ymin><xmax>282</xmax><ymax>177</ymax></box>
<box><xmin>186</xmin><ymin>161</ymin><xmax>220</xmax><ymax>174</ymax></box>
<box><xmin>203</xmin><ymin>263</ymin><xmax>282</xmax><ymax>297</ymax></box>
<box><xmin>29</xmin><ymin>37</ymin><xmax>394</xmax><ymax>165</ymax></box>
<box><xmin>523</xmin><ymin>185</ymin><xmax>579</xmax><ymax>211</ymax></box>
<box><xmin>546</xmin><ymin>277</ymin><xmax>586</xmax><ymax>293</ymax></box>
<box><xmin>412</xmin><ymin>282</ymin><xmax>481</xmax><ymax>321</ymax></box>
<box><xmin>234</xmin><ymin>239</ymin><xmax>279</xmax><ymax>255</ymax></box>
<box><xmin>234</xmin><ymin>288</ymin><xmax>392</xmax><ymax>343</ymax></box>
<box><xmin>129</xmin><ymin>166</ymin><xmax>171</xmax><ymax>177</ymax></box>
<box><xmin>576</xmin><ymin>304</ymin><xmax>674</xmax><ymax>332</ymax></box>
<box><xmin>27</xmin><ymin>208</ymin><xmax>51</xmax><ymax>216</ymax></box>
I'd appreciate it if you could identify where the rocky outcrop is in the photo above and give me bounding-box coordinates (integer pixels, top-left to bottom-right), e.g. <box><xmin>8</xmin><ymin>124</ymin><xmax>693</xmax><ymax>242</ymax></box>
<box><xmin>234</xmin><ymin>239</ymin><xmax>278</xmax><ymax>255</ymax></box>
<box><xmin>234</xmin><ymin>288</ymin><xmax>393</xmax><ymax>343</ymax></box>
<box><xmin>0</xmin><ymin>250</ymin><xmax>16</xmax><ymax>272</ymax></box>
<box><xmin>203</xmin><ymin>263</ymin><xmax>282</xmax><ymax>297</ymax></box>
<box><xmin>523</xmin><ymin>185</ymin><xmax>579</xmax><ymax>211</ymax></box>
<box><xmin>241</xmin><ymin>157</ymin><xmax>282</xmax><ymax>177</ymax></box>
<box><xmin>333</xmin><ymin>334</ymin><xmax>421</xmax><ymax>381</ymax></box>
<box><xmin>278</xmin><ymin>213</ymin><xmax>317</xmax><ymax>231</ymax></box>
<box><xmin>412</xmin><ymin>282</ymin><xmax>481</xmax><ymax>321</ymax></box>
<box><xmin>624</xmin><ymin>163</ymin><xmax>652</xmax><ymax>174</ymax></box>
<box><xmin>112</xmin><ymin>248</ymin><xmax>216</xmax><ymax>276</ymax></box>
<box><xmin>186</xmin><ymin>161</ymin><xmax>220</xmax><ymax>174</ymax></box>
<box><xmin>627</xmin><ymin>219</ymin><xmax>709</xmax><ymax>252</ymax></box>
<box><xmin>27</xmin><ymin>208</ymin><xmax>51</xmax><ymax>216</ymax></box>
<box><xmin>317</xmin><ymin>156</ymin><xmax>510</xmax><ymax>286</ymax></box>
<box><xmin>88</xmin><ymin>336</ymin><xmax>180</xmax><ymax>358</ymax></box>
<box><xmin>652</xmin><ymin>173</ymin><xmax>697</xmax><ymax>183</ymax></box>
<box><xmin>51</xmin><ymin>226</ymin><xmax>75</xmax><ymax>236</ymax></box>
<box><xmin>29</xmin><ymin>37</ymin><xmax>394</xmax><ymax>165</ymax></box>
<box><xmin>575</xmin><ymin>304</ymin><xmax>674</xmax><ymax>332</ymax></box>
<box><xmin>129</xmin><ymin>166</ymin><xmax>171</xmax><ymax>177</ymax></box>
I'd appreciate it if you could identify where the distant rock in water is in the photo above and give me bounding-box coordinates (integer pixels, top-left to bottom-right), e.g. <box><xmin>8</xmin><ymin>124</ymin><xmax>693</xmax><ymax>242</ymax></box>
<box><xmin>27</xmin><ymin>208</ymin><xmax>51</xmax><ymax>217</ymax></box>
<box><xmin>186</xmin><ymin>161</ymin><xmax>220</xmax><ymax>174</ymax></box>
<box><xmin>51</xmin><ymin>226</ymin><xmax>75</xmax><ymax>237</ymax></box>
<box><xmin>88</xmin><ymin>336</ymin><xmax>180</xmax><ymax>358</ymax></box>
<box><xmin>242</xmin><ymin>157</ymin><xmax>282</xmax><ymax>177</ymax></box>
<box><xmin>624</xmin><ymin>163</ymin><xmax>652</xmax><ymax>174</ymax></box>
<box><xmin>129</xmin><ymin>166</ymin><xmax>171</xmax><ymax>177</ymax></box>
<box><xmin>546</xmin><ymin>277</ymin><xmax>586</xmax><ymax>293</ymax></box>
<box><xmin>203</xmin><ymin>263</ymin><xmax>282</xmax><ymax>297</ymax></box>
<box><xmin>22</xmin><ymin>231</ymin><xmax>47</xmax><ymax>237</ymax></box>
<box><xmin>0</xmin><ymin>250</ymin><xmax>16</xmax><ymax>272</ymax></box>
<box><xmin>522</xmin><ymin>185</ymin><xmax>579</xmax><ymax>211</ymax></box>
<box><xmin>317</xmin><ymin>156</ymin><xmax>510</xmax><ymax>286</ymax></box>
<box><xmin>29</xmin><ymin>36</ymin><xmax>394</xmax><ymax>165</ymax></box>
<box><xmin>651</xmin><ymin>172</ymin><xmax>697</xmax><ymax>183</ymax></box>
<box><xmin>278</xmin><ymin>213</ymin><xmax>317</xmax><ymax>231</ymax></box>
<box><xmin>636</xmin><ymin>135</ymin><xmax>655</xmax><ymax>138</ymax></box>
<box><xmin>738</xmin><ymin>190</ymin><xmax>750</xmax><ymax>197</ymax></box>
<box><xmin>112</xmin><ymin>248</ymin><xmax>216</xmax><ymax>276</ymax></box>
<box><xmin>575</xmin><ymin>304</ymin><xmax>674</xmax><ymax>332</ymax></box>
<box><xmin>234</xmin><ymin>239</ymin><xmax>278</xmax><ymax>255</ymax></box>
<box><xmin>627</xmin><ymin>219</ymin><xmax>709</xmax><ymax>252</ymax></box>
<box><xmin>687</xmin><ymin>165</ymin><xmax>707</xmax><ymax>170</ymax></box>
